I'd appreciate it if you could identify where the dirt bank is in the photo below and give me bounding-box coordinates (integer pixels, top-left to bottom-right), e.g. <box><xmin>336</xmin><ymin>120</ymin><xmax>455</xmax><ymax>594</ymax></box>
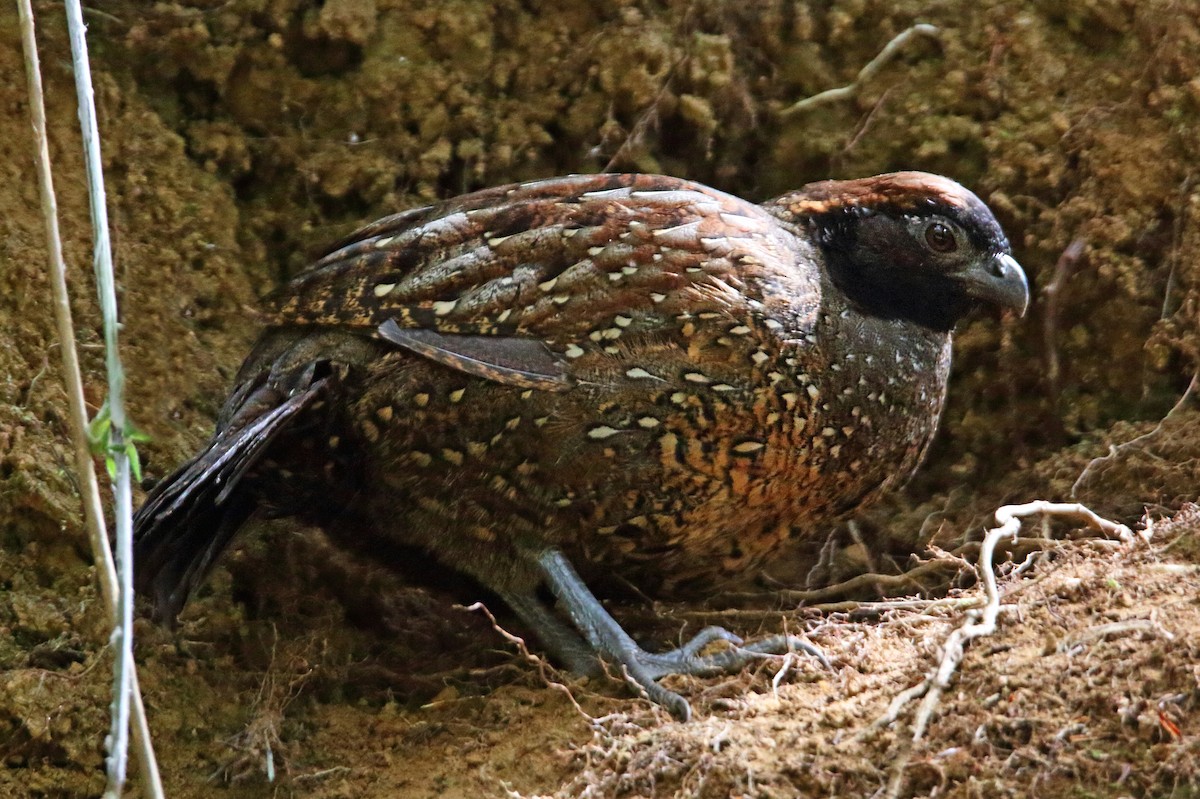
<box><xmin>1</xmin><ymin>1</ymin><xmax>1197</xmax><ymax>796</ymax></box>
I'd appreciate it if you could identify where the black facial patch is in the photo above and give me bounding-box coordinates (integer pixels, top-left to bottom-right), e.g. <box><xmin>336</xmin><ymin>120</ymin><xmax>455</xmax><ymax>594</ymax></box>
<box><xmin>807</xmin><ymin>197</ymin><xmax>1012</xmax><ymax>332</ymax></box>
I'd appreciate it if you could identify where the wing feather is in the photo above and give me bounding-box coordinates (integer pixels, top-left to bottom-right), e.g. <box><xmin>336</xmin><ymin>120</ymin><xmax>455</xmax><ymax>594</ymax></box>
<box><xmin>266</xmin><ymin>173</ymin><xmax>817</xmax><ymax>383</ymax></box>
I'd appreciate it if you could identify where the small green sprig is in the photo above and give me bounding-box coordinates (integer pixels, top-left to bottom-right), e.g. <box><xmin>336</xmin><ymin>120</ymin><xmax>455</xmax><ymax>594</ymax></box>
<box><xmin>87</xmin><ymin>399</ymin><xmax>150</xmax><ymax>482</ymax></box>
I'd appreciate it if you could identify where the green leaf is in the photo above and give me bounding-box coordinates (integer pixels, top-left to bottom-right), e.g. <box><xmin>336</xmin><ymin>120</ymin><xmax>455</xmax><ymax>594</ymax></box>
<box><xmin>87</xmin><ymin>399</ymin><xmax>112</xmax><ymax>456</ymax></box>
<box><xmin>127</xmin><ymin>444</ymin><xmax>143</xmax><ymax>483</ymax></box>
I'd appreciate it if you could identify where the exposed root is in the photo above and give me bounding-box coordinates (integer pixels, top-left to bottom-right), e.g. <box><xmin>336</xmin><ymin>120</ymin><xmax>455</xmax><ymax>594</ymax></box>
<box><xmin>460</xmin><ymin>601</ymin><xmax>597</xmax><ymax>723</ymax></box>
<box><xmin>1072</xmin><ymin>368</ymin><xmax>1199</xmax><ymax>496</ymax></box>
<box><xmin>784</xmin><ymin>554</ymin><xmax>962</xmax><ymax>604</ymax></box>
<box><xmin>211</xmin><ymin>626</ymin><xmax>316</xmax><ymax>784</ymax></box>
<box><xmin>780</xmin><ymin>24</ymin><xmax>941</xmax><ymax>116</ymax></box>
<box><xmin>723</xmin><ymin>533</ymin><xmax>1108</xmax><ymax>612</ymax></box>
<box><xmin>874</xmin><ymin>501</ymin><xmax>1143</xmax><ymax>799</ymax></box>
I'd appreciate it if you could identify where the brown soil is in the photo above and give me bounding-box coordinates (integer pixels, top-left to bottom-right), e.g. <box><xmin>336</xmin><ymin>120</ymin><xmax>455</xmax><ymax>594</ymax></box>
<box><xmin>2</xmin><ymin>1</ymin><xmax>1198</xmax><ymax>797</ymax></box>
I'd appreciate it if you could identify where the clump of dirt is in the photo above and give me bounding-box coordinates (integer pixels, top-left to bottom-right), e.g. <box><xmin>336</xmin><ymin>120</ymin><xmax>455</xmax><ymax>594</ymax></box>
<box><xmin>1</xmin><ymin>0</ymin><xmax>1198</xmax><ymax>797</ymax></box>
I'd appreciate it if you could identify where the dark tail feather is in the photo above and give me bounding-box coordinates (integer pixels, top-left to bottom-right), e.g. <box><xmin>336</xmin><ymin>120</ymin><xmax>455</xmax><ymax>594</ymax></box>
<box><xmin>134</xmin><ymin>371</ymin><xmax>330</xmax><ymax>622</ymax></box>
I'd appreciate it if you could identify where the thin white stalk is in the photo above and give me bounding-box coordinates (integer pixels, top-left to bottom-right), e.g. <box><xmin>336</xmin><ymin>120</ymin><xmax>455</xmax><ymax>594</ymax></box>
<box><xmin>16</xmin><ymin>2</ymin><xmax>162</xmax><ymax>797</ymax></box>
<box><xmin>61</xmin><ymin>2</ymin><xmax>135</xmax><ymax>793</ymax></box>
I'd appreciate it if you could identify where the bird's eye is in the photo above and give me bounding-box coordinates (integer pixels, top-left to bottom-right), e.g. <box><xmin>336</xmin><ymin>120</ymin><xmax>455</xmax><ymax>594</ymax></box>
<box><xmin>924</xmin><ymin>221</ymin><xmax>957</xmax><ymax>253</ymax></box>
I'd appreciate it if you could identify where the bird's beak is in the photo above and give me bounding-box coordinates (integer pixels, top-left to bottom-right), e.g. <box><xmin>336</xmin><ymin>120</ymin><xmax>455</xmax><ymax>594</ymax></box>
<box><xmin>962</xmin><ymin>252</ymin><xmax>1030</xmax><ymax>316</ymax></box>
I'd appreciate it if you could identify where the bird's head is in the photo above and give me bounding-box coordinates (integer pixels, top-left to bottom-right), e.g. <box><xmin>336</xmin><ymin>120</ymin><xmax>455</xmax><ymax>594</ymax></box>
<box><xmin>769</xmin><ymin>172</ymin><xmax>1029</xmax><ymax>332</ymax></box>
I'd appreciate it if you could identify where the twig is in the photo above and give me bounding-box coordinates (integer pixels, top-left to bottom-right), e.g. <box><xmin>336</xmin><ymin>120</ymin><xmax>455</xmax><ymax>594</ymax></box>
<box><xmin>770</xmin><ymin>652</ymin><xmax>795</xmax><ymax>697</ymax></box>
<box><xmin>293</xmin><ymin>766</ymin><xmax>352</xmax><ymax>783</ymax></box>
<box><xmin>805</xmin><ymin>596</ymin><xmax>982</xmax><ymax>615</ymax></box>
<box><xmin>1043</xmin><ymin>236</ymin><xmax>1086</xmax><ymax>403</ymax></box>
<box><xmin>876</xmin><ymin>501</ymin><xmax>1140</xmax><ymax>799</ymax></box>
<box><xmin>664</xmin><ymin>597</ymin><xmax>984</xmax><ymax>629</ymax></box>
<box><xmin>1059</xmin><ymin>618</ymin><xmax>1174</xmax><ymax>652</ymax></box>
<box><xmin>847</xmin><ymin>520</ymin><xmax>880</xmax><ymax>575</ymax></box>
<box><xmin>780</xmin><ymin>24</ymin><xmax>940</xmax><ymax>117</ymax></box>
<box><xmin>16</xmin><ymin>3</ymin><xmax>161</xmax><ymax>798</ymax></box>
<box><xmin>459</xmin><ymin>602</ymin><xmax>596</xmax><ymax>723</ymax></box>
<box><xmin>602</xmin><ymin>52</ymin><xmax>686</xmax><ymax>172</ymax></box>
<box><xmin>1072</xmin><ymin>368</ymin><xmax>1200</xmax><ymax>496</ymax></box>
<box><xmin>717</xmin><ymin>534</ymin><xmax>1117</xmax><ymax>617</ymax></box>
<box><xmin>775</xmin><ymin>553</ymin><xmax>963</xmax><ymax>604</ymax></box>
<box><xmin>839</xmin><ymin>85</ymin><xmax>894</xmax><ymax>158</ymax></box>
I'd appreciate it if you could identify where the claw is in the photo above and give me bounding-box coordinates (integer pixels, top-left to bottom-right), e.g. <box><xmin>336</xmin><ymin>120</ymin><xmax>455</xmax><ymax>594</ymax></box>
<box><xmin>525</xmin><ymin>547</ymin><xmax>827</xmax><ymax>720</ymax></box>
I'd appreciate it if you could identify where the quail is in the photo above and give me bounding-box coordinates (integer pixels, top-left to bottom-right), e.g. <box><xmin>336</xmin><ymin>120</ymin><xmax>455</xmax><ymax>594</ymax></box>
<box><xmin>134</xmin><ymin>171</ymin><xmax>1029</xmax><ymax>720</ymax></box>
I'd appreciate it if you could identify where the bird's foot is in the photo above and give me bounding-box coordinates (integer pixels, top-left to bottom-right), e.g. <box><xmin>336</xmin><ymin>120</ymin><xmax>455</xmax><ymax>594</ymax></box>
<box><xmin>618</xmin><ymin>626</ymin><xmax>828</xmax><ymax>721</ymax></box>
<box><xmin>535</xmin><ymin>548</ymin><xmax>828</xmax><ymax>721</ymax></box>
<box><xmin>638</xmin><ymin>628</ymin><xmax>829</xmax><ymax>679</ymax></box>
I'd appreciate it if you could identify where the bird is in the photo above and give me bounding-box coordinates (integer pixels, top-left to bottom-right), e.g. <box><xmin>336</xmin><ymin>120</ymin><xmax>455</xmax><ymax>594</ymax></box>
<box><xmin>133</xmin><ymin>170</ymin><xmax>1029</xmax><ymax>720</ymax></box>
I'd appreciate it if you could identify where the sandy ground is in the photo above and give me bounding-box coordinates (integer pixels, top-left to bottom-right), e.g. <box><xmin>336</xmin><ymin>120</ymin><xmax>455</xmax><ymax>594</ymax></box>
<box><xmin>1</xmin><ymin>1</ymin><xmax>1198</xmax><ymax>796</ymax></box>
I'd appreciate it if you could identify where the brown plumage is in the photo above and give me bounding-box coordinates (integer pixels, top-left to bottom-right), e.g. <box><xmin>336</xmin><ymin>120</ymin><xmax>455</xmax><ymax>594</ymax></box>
<box><xmin>134</xmin><ymin>171</ymin><xmax>1028</xmax><ymax>719</ymax></box>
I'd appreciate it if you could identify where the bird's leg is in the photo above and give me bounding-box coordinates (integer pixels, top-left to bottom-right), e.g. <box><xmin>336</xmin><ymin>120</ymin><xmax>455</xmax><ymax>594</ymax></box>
<box><xmin>535</xmin><ymin>547</ymin><xmax>826</xmax><ymax>721</ymax></box>
<box><xmin>498</xmin><ymin>589</ymin><xmax>604</xmax><ymax>677</ymax></box>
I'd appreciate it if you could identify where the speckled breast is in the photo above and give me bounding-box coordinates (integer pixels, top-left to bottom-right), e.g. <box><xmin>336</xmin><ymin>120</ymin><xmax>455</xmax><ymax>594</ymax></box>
<box><xmin>557</xmin><ymin>308</ymin><xmax>952</xmax><ymax>593</ymax></box>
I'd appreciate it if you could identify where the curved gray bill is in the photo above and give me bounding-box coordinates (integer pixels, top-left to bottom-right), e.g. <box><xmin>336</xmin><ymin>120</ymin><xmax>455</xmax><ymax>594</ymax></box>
<box><xmin>964</xmin><ymin>252</ymin><xmax>1030</xmax><ymax>316</ymax></box>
